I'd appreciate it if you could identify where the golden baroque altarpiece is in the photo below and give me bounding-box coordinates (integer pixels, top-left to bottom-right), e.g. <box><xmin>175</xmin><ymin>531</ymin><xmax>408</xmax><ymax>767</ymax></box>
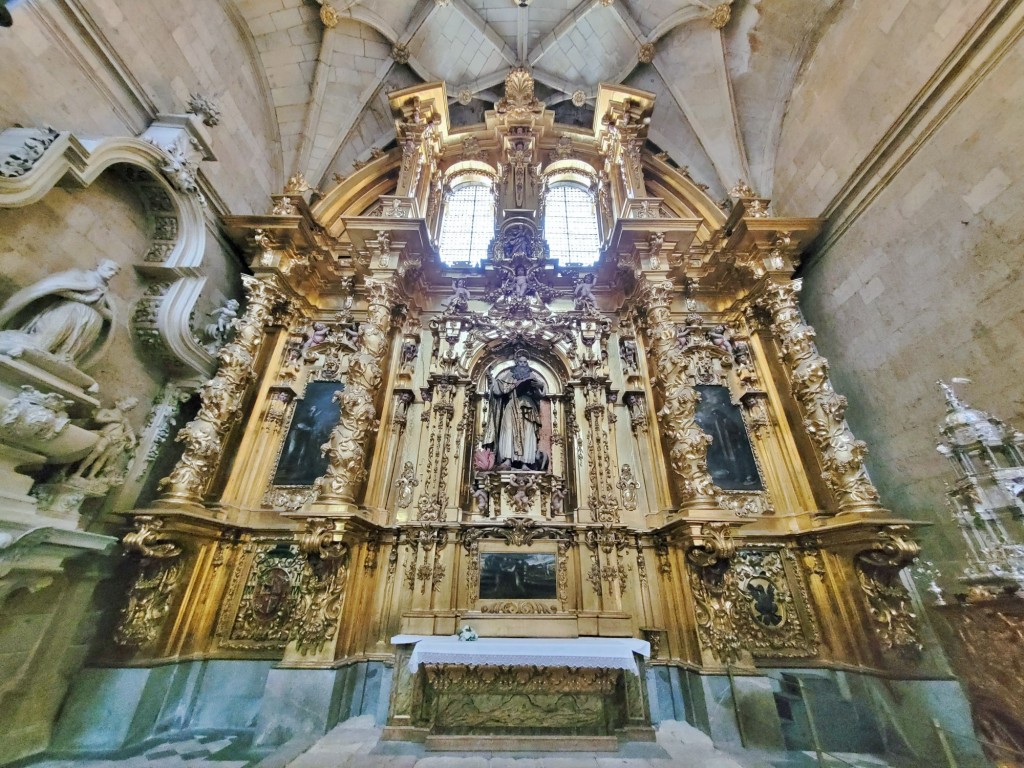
<box><xmin>108</xmin><ymin>71</ymin><xmax>931</xmax><ymax>734</ymax></box>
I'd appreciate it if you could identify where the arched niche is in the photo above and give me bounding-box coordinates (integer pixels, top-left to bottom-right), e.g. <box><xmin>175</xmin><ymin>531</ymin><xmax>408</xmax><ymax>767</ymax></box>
<box><xmin>0</xmin><ymin>129</ymin><xmax>219</xmax><ymax>387</ymax></box>
<box><xmin>462</xmin><ymin>344</ymin><xmax>573</xmax><ymax>521</ymax></box>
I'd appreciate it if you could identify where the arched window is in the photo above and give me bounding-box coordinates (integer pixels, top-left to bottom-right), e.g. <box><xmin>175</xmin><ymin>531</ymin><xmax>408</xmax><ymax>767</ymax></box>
<box><xmin>543</xmin><ymin>182</ymin><xmax>600</xmax><ymax>267</ymax></box>
<box><xmin>438</xmin><ymin>181</ymin><xmax>495</xmax><ymax>266</ymax></box>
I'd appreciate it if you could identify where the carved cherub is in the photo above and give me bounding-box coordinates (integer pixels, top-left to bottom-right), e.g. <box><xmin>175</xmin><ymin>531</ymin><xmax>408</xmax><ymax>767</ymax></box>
<box><xmin>674</xmin><ymin>323</ymin><xmax>691</xmax><ymax>351</ymax></box>
<box><xmin>506</xmin><ymin>473</ymin><xmax>536</xmax><ymax>511</ymax></box>
<box><xmin>471</xmin><ymin>480</ymin><xmax>490</xmax><ymax>517</ymax></box>
<box><xmin>203</xmin><ymin>298</ymin><xmax>239</xmax><ymax>352</ymax></box>
<box><xmin>400</xmin><ymin>336</ymin><xmax>419</xmax><ymax>371</ymax></box>
<box><xmin>303</xmin><ymin>321</ymin><xmax>329</xmax><ymax>350</ymax></box>
<box><xmin>620</xmin><ymin>337</ymin><xmax>638</xmax><ymax>371</ymax></box>
<box><xmin>72</xmin><ymin>397</ymin><xmax>138</xmax><ymax>482</ymax></box>
<box><xmin>708</xmin><ymin>325</ymin><xmax>733</xmax><ymax>355</ymax></box>
<box><xmin>573</xmin><ymin>273</ymin><xmax>597</xmax><ymax>313</ymax></box>
<box><xmin>549</xmin><ymin>479</ymin><xmax>567</xmax><ymax>514</ymax></box>
<box><xmin>443</xmin><ymin>279</ymin><xmax>471</xmax><ymax>314</ymax></box>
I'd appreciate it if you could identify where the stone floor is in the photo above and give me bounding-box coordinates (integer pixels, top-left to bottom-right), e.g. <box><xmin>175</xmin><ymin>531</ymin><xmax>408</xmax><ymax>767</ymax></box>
<box><xmin>26</xmin><ymin>718</ymin><xmax>899</xmax><ymax>768</ymax></box>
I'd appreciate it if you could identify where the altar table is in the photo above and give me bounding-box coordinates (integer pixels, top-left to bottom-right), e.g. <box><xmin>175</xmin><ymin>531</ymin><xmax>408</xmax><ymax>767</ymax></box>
<box><xmin>385</xmin><ymin>635</ymin><xmax>655</xmax><ymax>750</ymax></box>
<box><xmin>391</xmin><ymin>635</ymin><xmax>651</xmax><ymax>674</ymax></box>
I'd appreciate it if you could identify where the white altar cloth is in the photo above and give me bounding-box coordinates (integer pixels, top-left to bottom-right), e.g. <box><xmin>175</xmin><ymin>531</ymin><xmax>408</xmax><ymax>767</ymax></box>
<box><xmin>391</xmin><ymin>635</ymin><xmax>651</xmax><ymax>674</ymax></box>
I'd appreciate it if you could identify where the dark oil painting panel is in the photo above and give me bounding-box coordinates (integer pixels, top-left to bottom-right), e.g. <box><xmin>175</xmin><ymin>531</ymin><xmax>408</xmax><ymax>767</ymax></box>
<box><xmin>272</xmin><ymin>381</ymin><xmax>343</xmax><ymax>486</ymax></box>
<box><xmin>694</xmin><ymin>385</ymin><xmax>763</xmax><ymax>491</ymax></box>
<box><xmin>479</xmin><ymin>553</ymin><xmax>557</xmax><ymax>601</ymax></box>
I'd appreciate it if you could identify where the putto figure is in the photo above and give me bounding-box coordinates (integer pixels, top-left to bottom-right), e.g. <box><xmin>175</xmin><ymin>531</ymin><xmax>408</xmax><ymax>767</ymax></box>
<box><xmin>0</xmin><ymin>259</ymin><xmax>120</xmax><ymax>368</ymax></box>
<box><xmin>443</xmin><ymin>279</ymin><xmax>471</xmax><ymax>314</ymax></box>
<box><xmin>71</xmin><ymin>396</ymin><xmax>139</xmax><ymax>482</ymax></box>
<box><xmin>481</xmin><ymin>351</ymin><xmax>548</xmax><ymax>471</ymax></box>
<box><xmin>573</xmin><ymin>273</ymin><xmax>597</xmax><ymax>313</ymax></box>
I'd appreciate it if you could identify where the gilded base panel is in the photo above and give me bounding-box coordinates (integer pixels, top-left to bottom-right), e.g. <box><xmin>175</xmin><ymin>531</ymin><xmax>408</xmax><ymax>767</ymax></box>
<box><xmin>425</xmin><ymin>735</ymin><xmax>621</xmax><ymax>751</ymax></box>
<box><xmin>387</xmin><ymin>662</ymin><xmax>653</xmax><ymax>743</ymax></box>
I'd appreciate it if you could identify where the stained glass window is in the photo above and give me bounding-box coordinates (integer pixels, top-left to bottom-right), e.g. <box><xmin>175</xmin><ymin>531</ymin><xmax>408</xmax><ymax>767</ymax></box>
<box><xmin>438</xmin><ymin>183</ymin><xmax>495</xmax><ymax>266</ymax></box>
<box><xmin>544</xmin><ymin>183</ymin><xmax>600</xmax><ymax>267</ymax></box>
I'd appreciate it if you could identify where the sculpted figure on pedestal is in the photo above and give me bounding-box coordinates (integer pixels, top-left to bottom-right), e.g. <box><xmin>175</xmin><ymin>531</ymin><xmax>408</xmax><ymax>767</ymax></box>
<box><xmin>482</xmin><ymin>352</ymin><xmax>547</xmax><ymax>471</ymax></box>
<box><xmin>203</xmin><ymin>298</ymin><xmax>239</xmax><ymax>354</ymax></box>
<box><xmin>0</xmin><ymin>259</ymin><xmax>120</xmax><ymax>368</ymax></box>
<box><xmin>573</xmin><ymin>274</ymin><xmax>597</xmax><ymax>313</ymax></box>
<box><xmin>72</xmin><ymin>397</ymin><xmax>139</xmax><ymax>482</ymax></box>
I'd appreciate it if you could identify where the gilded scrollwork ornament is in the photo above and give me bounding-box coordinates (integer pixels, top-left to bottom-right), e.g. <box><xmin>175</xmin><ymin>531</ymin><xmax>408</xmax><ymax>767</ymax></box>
<box><xmin>114</xmin><ymin>516</ymin><xmax>183</xmax><ymax>648</ymax></box>
<box><xmin>291</xmin><ymin>518</ymin><xmax>350</xmax><ymax>655</ymax></box>
<box><xmin>855</xmin><ymin>526</ymin><xmax>923</xmax><ymax>657</ymax></box>
<box><xmin>122</xmin><ymin>516</ymin><xmax>181</xmax><ymax>559</ymax></box>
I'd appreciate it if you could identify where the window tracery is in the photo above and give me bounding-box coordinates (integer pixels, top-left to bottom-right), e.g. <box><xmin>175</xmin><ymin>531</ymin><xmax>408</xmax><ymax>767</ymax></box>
<box><xmin>437</xmin><ymin>181</ymin><xmax>495</xmax><ymax>266</ymax></box>
<box><xmin>543</xmin><ymin>182</ymin><xmax>601</xmax><ymax>267</ymax></box>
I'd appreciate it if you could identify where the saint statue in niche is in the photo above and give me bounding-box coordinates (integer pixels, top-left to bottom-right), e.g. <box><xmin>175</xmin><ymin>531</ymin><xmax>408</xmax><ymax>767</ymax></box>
<box><xmin>0</xmin><ymin>259</ymin><xmax>120</xmax><ymax>369</ymax></box>
<box><xmin>480</xmin><ymin>351</ymin><xmax>548</xmax><ymax>471</ymax></box>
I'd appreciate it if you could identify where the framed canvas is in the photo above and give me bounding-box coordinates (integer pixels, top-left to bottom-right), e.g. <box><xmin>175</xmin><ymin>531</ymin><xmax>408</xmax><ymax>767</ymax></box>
<box><xmin>694</xmin><ymin>385</ymin><xmax>763</xmax><ymax>491</ymax></box>
<box><xmin>479</xmin><ymin>552</ymin><xmax>558</xmax><ymax>601</ymax></box>
<box><xmin>272</xmin><ymin>381</ymin><xmax>343</xmax><ymax>486</ymax></box>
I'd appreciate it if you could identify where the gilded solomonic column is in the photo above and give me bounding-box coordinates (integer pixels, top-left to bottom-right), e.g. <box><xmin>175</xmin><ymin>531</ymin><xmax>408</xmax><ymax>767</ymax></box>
<box><xmin>316</xmin><ymin>277</ymin><xmax>401</xmax><ymax>506</ymax></box>
<box><xmin>756</xmin><ymin>278</ymin><xmax>882</xmax><ymax>515</ymax></box>
<box><xmin>158</xmin><ymin>274</ymin><xmax>287</xmax><ymax>504</ymax></box>
<box><xmin>639</xmin><ymin>280</ymin><xmax>718</xmax><ymax>512</ymax></box>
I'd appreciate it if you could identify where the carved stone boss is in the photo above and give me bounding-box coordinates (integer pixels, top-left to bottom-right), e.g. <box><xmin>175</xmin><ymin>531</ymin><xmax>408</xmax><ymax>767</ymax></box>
<box><xmin>159</xmin><ymin>275</ymin><xmax>288</xmax><ymax>503</ymax></box>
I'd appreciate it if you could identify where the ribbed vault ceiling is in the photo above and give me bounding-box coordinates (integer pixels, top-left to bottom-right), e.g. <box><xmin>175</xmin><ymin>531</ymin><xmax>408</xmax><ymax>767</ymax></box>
<box><xmin>235</xmin><ymin>0</ymin><xmax>841</xmax><ymax>202</ymax></box>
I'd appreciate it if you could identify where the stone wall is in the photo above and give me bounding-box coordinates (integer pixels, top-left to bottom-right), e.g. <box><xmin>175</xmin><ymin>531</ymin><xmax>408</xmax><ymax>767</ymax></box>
<box><xmin>0</xmin><ymin>170</ymin><xmax>159</xmax><ymax>433</ymax></box>
<box><xmin>778</xmin><ymin>4</ymin><xmax>1024</xmax><ymax>568</ymax></box>
<box><xmin>0</xmin><ymin>0</ymin><xmax>281</xmax><ymax>213</ymax></box>
<box><xmin>773</xmin><ymin>0</ymin><xmax>994</xmax><ymax>215</ymax></box>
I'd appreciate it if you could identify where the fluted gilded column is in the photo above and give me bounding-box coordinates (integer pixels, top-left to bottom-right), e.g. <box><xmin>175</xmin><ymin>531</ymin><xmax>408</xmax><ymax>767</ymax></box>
<box><xmin>639</xmin><ymin>280</ymin><xmax>717</xmax><ymax>510</ymax></box>
<box><xmin>756</xmin><ymin>278</ymin><xmax>882</xmax><ymax>515</ymax></box>
<box><xmin>317</xmin><ymin>278</ymin><xmax>400</xmax><ymax>504</ymax></box>
<box><xmin>158</xmin><ymin>274</ymin><xmax>287</xmax><ymax>504</ymax></box>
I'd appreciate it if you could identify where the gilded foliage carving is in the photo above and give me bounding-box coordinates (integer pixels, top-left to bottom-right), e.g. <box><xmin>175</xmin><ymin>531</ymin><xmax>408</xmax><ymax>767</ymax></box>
<box><xmin>756</xmin><ymin>279</ymin><xmax>880</xmax><ymax>514</ymax></box>
<box><xmin>291</xmin><ymin>519</ymin><xmax>350</xmax><ymax>655</ymax></box>
<box><xmin>160</xmin><ymin>275</ymin><xmax>288</xmax><ymax>503</ymax></box>
<box><xmin>479</xmin><ymin>601</ymin><xmax>558</xmax><ymax>614</ymax></box>
<box><xmin>637</xmin><ymin>280</ymin><xmax>716</xmax><ymax>505</ymax></box>
<box><xmin>114</xmin><ymin>517</ymin><xmax>183</xmax><ymax>649</ymax></box>
<box><xmin>113</xmin><ymin>558</ymin><xmax>183</xmax><ymax>648</ymax></box>
<box><xmin>855</xmin><ymin>526</ymin><xmax>923</xmax><ymax>657</ymax></box>
<box><xmin>317</xmin><ymin>278</ymin><xmax>400</xmax><ymax>502</ymax></box>
<box><xmin>404</xmin><ymin>527</ymin><xmax>449</xmax><ymax>593</ymax></box>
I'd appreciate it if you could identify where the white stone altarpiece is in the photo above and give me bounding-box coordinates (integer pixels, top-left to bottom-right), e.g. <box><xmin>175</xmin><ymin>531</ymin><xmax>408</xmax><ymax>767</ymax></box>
<box><xmin>54</xmin><ymin>71</ymin><xmax>974</xmax><ymax>756</ymax></box>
